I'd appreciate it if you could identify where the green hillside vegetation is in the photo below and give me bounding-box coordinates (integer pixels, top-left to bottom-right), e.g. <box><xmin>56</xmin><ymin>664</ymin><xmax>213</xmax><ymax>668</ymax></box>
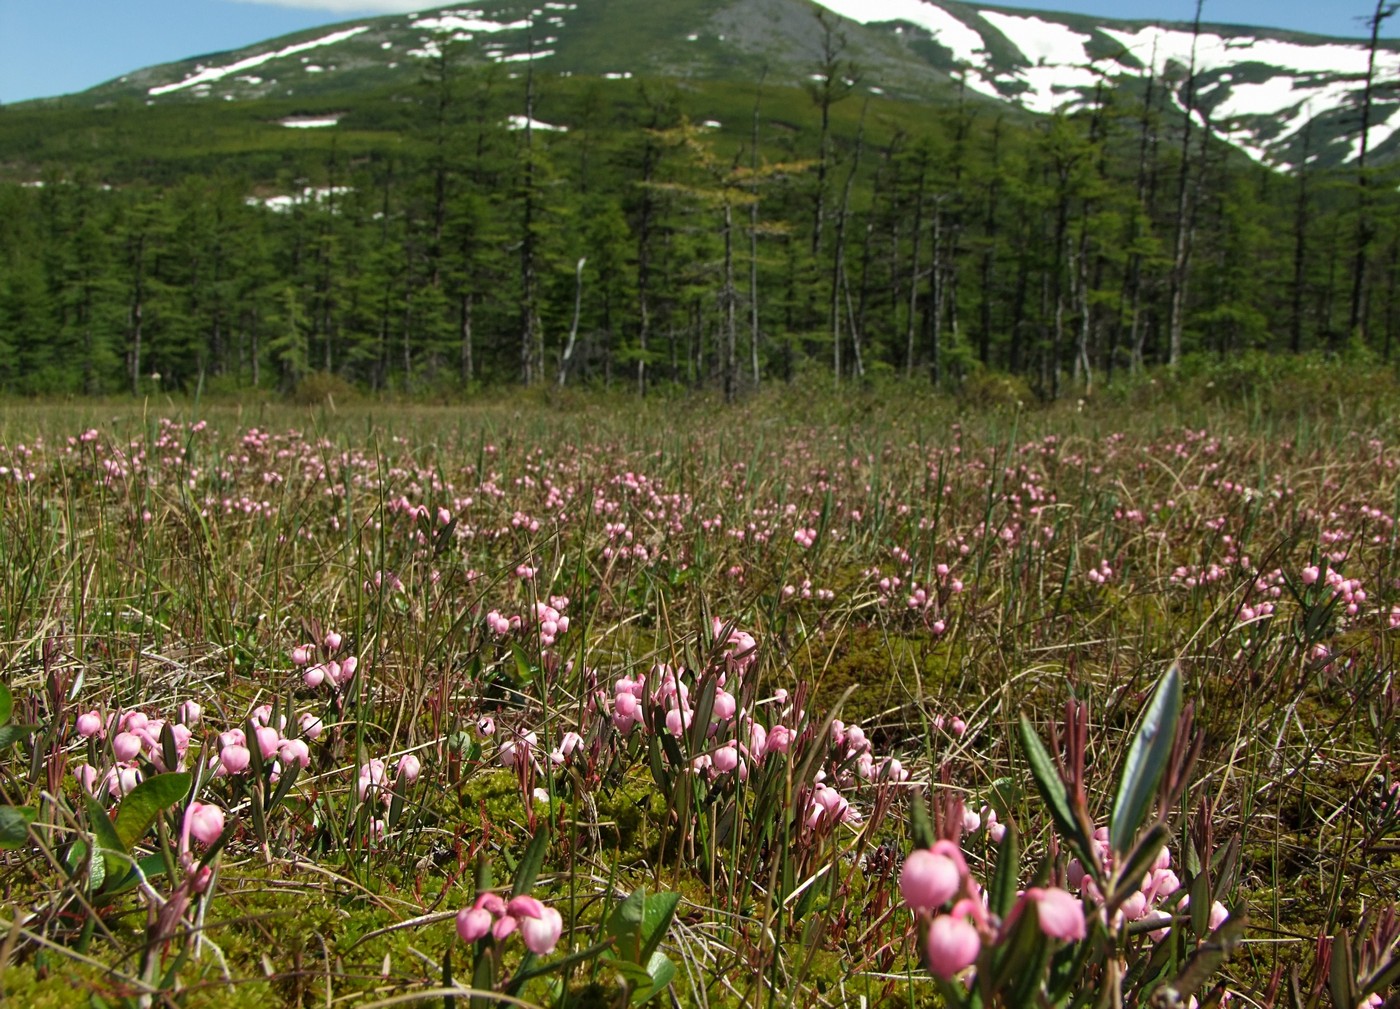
<box><xmin>0</xmin><ymin>7</ymin><xmax>1397</xmax><ymax>399</ymax></box>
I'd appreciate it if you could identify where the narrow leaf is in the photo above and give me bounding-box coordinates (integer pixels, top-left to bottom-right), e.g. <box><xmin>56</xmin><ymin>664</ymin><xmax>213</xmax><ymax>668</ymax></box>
<box><xmin>509</xmin><ymin>823</ymin><xmax>549</xmax><ymax>897</ymax></box>
<box><xmin>1328</xmin><ymin>928</ymin><xmax>1356</xmax><ymax>1009</ymax></box>
<box><xmin>1108</xmin><ymin>823</ymin><xmax>1170</xmax><ymax>909</ymax></box>
<box><xmin>1110</xmin><ymin>664</ymin><xmax>1182</xmax><ymax>856</ymax></box>
<box><xmin>988</xmin><ymin>819</ymin><xmax>1021</xmax><ymax>919</ymax></box>
<box><xmin>909</xmin><ymin>791</ymin><xmax>937</xmax><ymax>850</ymax></box>
<box><xmin>1017</xmin><ymin>714</ymin><xmax>1092</xmax><ymax>863</ymax></box>
<box><xmin>1174</xmin><ymin>907</ymin><xmax>1249</xmax><ymax>996</ymax></box>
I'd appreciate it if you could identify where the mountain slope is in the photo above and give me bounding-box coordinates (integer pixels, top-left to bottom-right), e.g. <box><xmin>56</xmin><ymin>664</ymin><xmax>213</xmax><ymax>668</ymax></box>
<box><xmin>69</xmin><ymin>0</ymin><xmax>1400</xmax><ymax>171</ymax></box>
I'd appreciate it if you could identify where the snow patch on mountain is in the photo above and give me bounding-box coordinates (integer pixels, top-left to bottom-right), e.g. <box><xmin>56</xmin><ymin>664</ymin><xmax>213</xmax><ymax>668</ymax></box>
<box><xmin>494</xmin><ymin>49</ymin><xmax>555</xmax><ymax>62</ymax></box>
<box><xmin>814</xmin><ymin>0</ymin><xmax>987</xmax><ymax>73</ymax></box>
<box><xmin>979</xmin><ymin>11</ymin><xmax>1102</xmax><ymax>114</ymax></box>
<box><xmin>410</xmin><ymin>12</ymin><xmax>531</xmax><ymax>35</ymax></box>
<box><xmin>507</xmin><ymin>114</ymin><xmax>565</xmax><ymax>131</ymax></box>
<box><xmin>1102</xmin><ymin>24</ymin><xmax>1400</xmax><ymax>164</ymax></box>
<box><xmin>149</xmin><ymin>26</ymin><xmax>368</xmax><ymax>96</ymax></box>
<box><xmin>280</xmin><ymin>115</ymin><xmax>341</xmax><ymax>128</ymax></box>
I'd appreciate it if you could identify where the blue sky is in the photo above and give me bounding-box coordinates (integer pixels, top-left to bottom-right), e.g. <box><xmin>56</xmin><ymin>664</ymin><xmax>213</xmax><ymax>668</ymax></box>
<box><xmin>0</xmin><ymin>0</ymin><xmax>1390</xmax><ymax>104</ymax></box>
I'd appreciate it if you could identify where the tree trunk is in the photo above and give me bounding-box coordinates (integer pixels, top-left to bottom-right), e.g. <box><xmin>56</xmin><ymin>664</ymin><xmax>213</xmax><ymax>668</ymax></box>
<box><xmin>1167</xmin><ymin>0</ymin><xmax>1205</xmax><ymax>369</ymax></box>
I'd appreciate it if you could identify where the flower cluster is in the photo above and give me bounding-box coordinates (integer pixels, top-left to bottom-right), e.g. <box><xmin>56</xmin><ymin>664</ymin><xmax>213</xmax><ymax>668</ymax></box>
<box><xmin>73</xmin><ymin>703</ymin><xmax>201</xmax><ymax>799</ymax></box>
<box><xmin>901</xmin><ymin>840</ymin><xmax>1086</xmax><ymax>981</ymax></box>
<box><xmin>486</xmin><ymin>597</ymin><xmax>571</xmax><ymax>649</ymax></box>
<box><xmin>457</xmin><ymin>893</ymin><xmax>563</xmax><ymax>955</ymax></box>
<box><xmin>293</xmin><ymin>630</ymin><xmax>360</xmax><ymax>690</ymax></box>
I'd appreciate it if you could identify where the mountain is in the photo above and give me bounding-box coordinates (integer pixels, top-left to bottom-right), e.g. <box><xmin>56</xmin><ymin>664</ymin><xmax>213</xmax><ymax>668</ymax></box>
<box><xmin>30</xmin><ymin>0</ymin><xmax>1400</xmax><ymax>172</ymax></box>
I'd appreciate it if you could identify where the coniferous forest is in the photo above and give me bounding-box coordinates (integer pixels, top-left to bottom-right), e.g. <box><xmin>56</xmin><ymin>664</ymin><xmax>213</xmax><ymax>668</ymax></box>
<box><xmin>2</xmin><ymin>20</ymin><xmax>1398</xmax><ymax>401</ymax></box>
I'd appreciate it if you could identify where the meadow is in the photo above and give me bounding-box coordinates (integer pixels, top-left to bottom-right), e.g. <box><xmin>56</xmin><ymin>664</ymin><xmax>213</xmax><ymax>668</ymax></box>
<box><xmin>0</xmin><ymin>366</ymin><xmax>1396</xmax><ymax>1008</ymax></box>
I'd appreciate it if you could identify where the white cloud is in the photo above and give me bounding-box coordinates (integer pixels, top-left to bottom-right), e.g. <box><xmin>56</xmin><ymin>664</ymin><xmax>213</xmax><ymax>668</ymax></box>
<box><xmin>232</xmin><ymin>1</ymin><xmax>427</xmax><ymax>13</ymax></box>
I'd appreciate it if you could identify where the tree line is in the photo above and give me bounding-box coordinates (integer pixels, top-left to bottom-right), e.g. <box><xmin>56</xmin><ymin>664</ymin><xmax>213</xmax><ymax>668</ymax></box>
<box><xmin>1</xmin><ymin>16</ymin><xmax>1397</xmax><ymax>400</ymax></box>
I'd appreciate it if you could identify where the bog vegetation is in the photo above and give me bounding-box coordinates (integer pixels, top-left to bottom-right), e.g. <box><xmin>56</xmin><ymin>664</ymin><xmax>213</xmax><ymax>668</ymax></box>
<box><xmin>0</xmin><ymin>367</ymin><xmax>1395</xmax><ymax>1007</ymax></box>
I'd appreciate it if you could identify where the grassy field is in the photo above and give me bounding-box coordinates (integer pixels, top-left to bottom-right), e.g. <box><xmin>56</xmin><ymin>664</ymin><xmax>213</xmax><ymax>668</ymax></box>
<box><xmin>0</xmin><ymin>370</ymin><xmax>1396</xmax><ymax>1008</ymax></box>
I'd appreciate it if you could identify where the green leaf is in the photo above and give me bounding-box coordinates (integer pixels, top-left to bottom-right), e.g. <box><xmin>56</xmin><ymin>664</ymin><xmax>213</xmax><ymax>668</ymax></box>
<box><xmin>1173</xmin><ymin>906</ymin><xmax>1248</xmax><ymax>996</ymax></box>
<box><xmin>0</xmin><ymin>681</ymin><xmax>12</xmax><ymax>725</ymax></box>
<box><xmin>987</xmin><ymin>900</ymin><xmax>1048</xmax><ymax>1005</ymax></box>
<box><xmin>85</xmin><ymin>839</ymin><xmax>106</xmax><ymax>894</ymax></box>
<box><xmin>909</xmin><ymin>792</ymin><xmax>937</xmax><ymax>850</ymax></box>
<box><xmin>637</xmin><ymin>951</ymin><xmax>676</xmax><ymax>1003</ymax></box>
<box><xmin>1017</xmin><ymin>715</ymin><xmax>1091</xmax><ymax>864</ymax></box>
<box><xmin>510</xmin><ymin>642</ymin><xmax>536</xmax><ymax>690</ymax></box>
<box><xmin>612</xmin><ymin>958</ymin><xmax>654</xmax><ymax>988</ymax></box>
<box><xmin>470</xmin><ymin>942</ymin><xmax>495</xmax><ymax>1009</ymax></box>
<box><xmin>1109</xmin><ymin>664</ymin><xmax>1181</xmax><ymax>857</ymax></box>
<box><xmin>988</xmin><ymin>819</ymin><xmax>1021</xmax><ymax>919</ymax></box>
<box><xmin>1360</xmin><ymin>951</ymin><xmax>1400</xmax><ymax>997</ymax></box>
<box><xmin>792</xmin><ymin>685</ymin><xmax>858</xmax><ymax>793</ymax></box>
<box><xmin>1328</xmin><ymin>927</ymin><xmax>1356</xmax><ymax>1009</ymax></box>
<box><xmin>113</xmin><ymin>772</ymin><xmax>191</xmax><ymax>852</ymax></box>
<box><xmin>687</xmin><ymin>676</ymin><xmax>718</xmax><ymax>754</ymax></box>
<box><xmin>268</xmin><ymin>761</ymin><xmax>301</xmax><ymax>814</ymax></box>
<box><xmin>85</xmin><ymin>794</ymin><xmax>128</xmax><ymax>885</ymax></box>
<box><xmin>509</xmin><ymin>823</ymin><xmax>549</xmax><ymax>897</ymax></box>
<box><xmin>0</xmin><ymin>724</ymin><xmax>34</xmax><ymax>750</ymax></box>
<box><xmin>0</xmin><ymin>805</ymin><xmax>35</xmax><ymax>849</ymax></box>
<box><xmin>607</xmin><ymin>887</ymin><xmax>647</xmax><ymax>946</ymax></box>
<box><xmin>159</xmin><ymin>722</ymin><xmax>179</xmax><ymax>775</ymax></box>
<box><xmin>510</xmin><ymin>938</ymin><xmax>615</xmax><ymax>986</ymax></box>
<box><xmin>99</xmin><ymin>852</ymin><xmax>167</xmax><ymax>899</ymax></box>
<box><xmin>1108</xmin><ymin>823</ymin><xmax>1170</xmax><ymax>910</ymax></box>
<box><xmin>986</xmin><ymin>777</ymin><xmax>1021</xmax><ymax>816</ymax></box>
<box><xmin>639</xmin><ymin>891</ymin><xmax>680</xmax><ymax>964</ymax></box>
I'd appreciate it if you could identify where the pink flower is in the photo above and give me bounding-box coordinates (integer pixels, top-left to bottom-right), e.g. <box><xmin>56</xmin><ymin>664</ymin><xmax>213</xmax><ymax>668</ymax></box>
<box><xmin>1208</xmin><ymin>901</ymin><xmax>1229</xmax><ymax>931</ymax></box>
<box><xmin>219</xmin><ymin>744</ymin><xmax>251</xmax><ymax>775</ymax></box>
<box><xmin>457</xmin><ymin>906</ymin><xmax>493</xmax><ymax>943</ymax></box>
<box><xmin>397</xmin><ymin>754</ymin><xmax>422</xmax><ymax>783</ymax></box>
<box><xmin>185</xmin><ymin>802</ymin><xmax>226</xmax><ymax>847</ymax></box>
<box><xmin>713</xmin><ymin>743</ymin><xmax>740</xmax><ymax>774</ymax></box>
<box><xmin>74</xmin><ymin>764</ymin><xmax>99</xmax><ymax>793</ymax></box>
<box><xmin>299</xmin><ymin>713</ymin><xmax>324</xmax><ymax>739</ymax></box>
<box><xmin>712</xmin><ymin>690</ymin><xmax>737</xmax><ymax>721</ymax></box>
<box><xmin>549</xmin><ymin>732</ymin><xmax>584</xmax><ymax>765</ymax></box>
<box><xmin>1025</xmin><ymin>887</ymin><xmax>1086</xmax><ymax>941</ymax></box>
<box><xmin>766</xmin><ymin>724</ymin><xmax>793</xmax><ymax>753</ymax></box>
<box><xmin>476</xmin><ymin>893</ymin><xmax>505</xmax><ymax>917</ymax></box>
<box><xmin>926</xmin><ymin>914</ymin><xmax>981</xmax><ymax>980</ymax></box>
<box><xmin>900</xmin><ymin>848</ymin><xmax>963</xmax><ymax>911</ymax></box>
<box><xmin>75</xmin><ymin>711</ymin><xmax>103</xmax><ymax>737</ymax></box>
<box><xmin>254</xmin><ymin>726</ymin><xmax>281</xmax><ymax>760</ymax></box>
<box><xmin>279</xmin><ymin>738</ymin><xmax>311</xmax><ymax>769</ymax></box>
<box><xmin>506</xmin><ymin>895</ymin><xmax>546</xmax><ymax>919</ymax></box>
<box><xmin>112</xmin><ymin>731</ymin><xmax>142</xmax><ymax>762</ymax></box>
<box><xmin>519</xmin><ymin>905</ymin><xmax>563</xmax><ymax>955</ymax></box>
